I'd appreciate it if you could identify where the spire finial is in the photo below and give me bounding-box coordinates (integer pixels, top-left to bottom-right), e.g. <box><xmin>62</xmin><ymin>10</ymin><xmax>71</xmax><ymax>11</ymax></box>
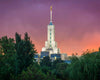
<box><xmin>50</xmin><ymin>6</ymin><xmax>52</xmax><ymax>22</ymax></box>
<box><xmin>50</xmin><ymin>6</ymin><xmax>52</xmax><ymax>11</ymax></box>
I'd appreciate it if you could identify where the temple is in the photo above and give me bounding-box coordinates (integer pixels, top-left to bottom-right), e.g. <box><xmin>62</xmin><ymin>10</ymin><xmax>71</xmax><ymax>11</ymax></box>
<box><xmin>34</xmin><ymin>6</ymin><xmax>67</xmax><ymax>62</ymax></box>
<box><xmin>42</xmin><ymin>6</ymin><xmax>60</xmax><ymax>55</ymax></box>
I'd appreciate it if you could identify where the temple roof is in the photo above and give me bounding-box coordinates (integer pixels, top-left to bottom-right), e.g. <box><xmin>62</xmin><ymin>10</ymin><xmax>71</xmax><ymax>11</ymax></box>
<box><xmin>51</xmin><ymin>54</ymin><xmax>61</xmax><ymax>58</ymax></box>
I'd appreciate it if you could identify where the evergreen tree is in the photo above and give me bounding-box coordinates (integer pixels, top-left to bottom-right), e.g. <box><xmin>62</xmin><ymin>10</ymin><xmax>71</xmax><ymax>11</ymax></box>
<box><xmin>0</xmin><ymin>36</ymin><xmax>15</xmax><ymax>54</ymax></box>
<box><xmin>15</xmin><ymin>32</ymin><xmax>36</xmax><ymax>74</ymax></box>
<box><xmin>0</xmin><ymin>36</ymin><xmax>15</xmax><ymax>80</ymax></box>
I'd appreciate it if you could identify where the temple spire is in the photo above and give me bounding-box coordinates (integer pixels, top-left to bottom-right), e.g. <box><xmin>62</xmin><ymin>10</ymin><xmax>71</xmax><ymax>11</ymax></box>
<box><xmin>50</xmin><ymin>6</ymin><xmax>52</xmax><ymax>22</ymax></box>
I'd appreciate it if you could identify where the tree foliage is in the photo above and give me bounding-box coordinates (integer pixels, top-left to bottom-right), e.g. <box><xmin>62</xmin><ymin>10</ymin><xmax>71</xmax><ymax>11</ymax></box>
<box><xmin>0</xmin><ymin>32</ymin><xmax>37</xmax><ymax>80</ymax></box>
<box><xmin>66</xmin><ymin>52</ymin><xmax>100</xmax><ymax>80</ymax></box>
<box><xmin>15</xmin><ymin>32</ymin><xmax>36</xmax><ymax>74</ymax></box>
<box><xmin>40</xmin><ymin>56</ymin><xmax>51</xmax><ymax>67</ymax></box>
<box><xmin>0</xmin><ymin>52</ymin><xmax>16</xmax><ymax>80</ymax></box>
<box><xmin>0</xmin><ymin>36</ymin><xmax>15</xmax><ymax>54</ymax></box>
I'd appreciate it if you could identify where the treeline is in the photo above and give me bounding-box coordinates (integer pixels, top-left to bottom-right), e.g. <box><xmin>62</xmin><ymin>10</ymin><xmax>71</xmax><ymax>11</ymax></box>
<box><xmin>0</xmin><ymin>32</ymin><xmax>100</xmax><ymax>80</ymax></box>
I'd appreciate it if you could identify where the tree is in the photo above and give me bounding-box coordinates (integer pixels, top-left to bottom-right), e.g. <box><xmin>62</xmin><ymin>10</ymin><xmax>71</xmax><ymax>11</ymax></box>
<box><xmin>0</xmin><ymin>36</ymin><xmax>15</xmax><ymax>55</ymax></box>
<box><xmin>0</xmin><ymin>52</ymin><xmax>16</xmax><ymax>80</ymax></box>
<box><xmin>52</xmin><ymin>59</ymin><xmax>64</xmax><ymax>68</ymax></box>
<box><xmin>13</xmin><ymin>63</ymin><xmax>59</xmax><ymax>80</ymax></box>
<box><xmin>66</xmin><ymin>52</ymin><xmax>100</xmax><ymax>80</ymax></box>
<box><xmin>15</xmin><ymin>64</ymin><xmax>46</xmax><ymax>80</ymax></box>
<box><xmin>99</xmin><ymin>47</ymin><xmax>100</xmax><ymax>52</ymax></box>
<box><xmin>15</xmin><ymin>32</ymin><xmax>36</xmax><ymax>75</ymax></box>
<box><xmin>0</xmin><ymin>32</ymin><xmax>37</xmax><ymax>80</ymax></box>
<box><xmin>40</xmin><ymin>56</ymin><xmax>51</xmax><ymax>67</ymax></box>
<box><xmin>0</xmin><ymin>36</ymin><xmax>16</xmax><ymax>80</ymax></box>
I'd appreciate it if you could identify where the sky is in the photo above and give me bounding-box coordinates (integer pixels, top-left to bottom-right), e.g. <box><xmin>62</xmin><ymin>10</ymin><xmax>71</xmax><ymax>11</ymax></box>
<box><xmin>0</xmin><ymin>0</ymin><xmax>100</xmax><ymax>55</ymax></box>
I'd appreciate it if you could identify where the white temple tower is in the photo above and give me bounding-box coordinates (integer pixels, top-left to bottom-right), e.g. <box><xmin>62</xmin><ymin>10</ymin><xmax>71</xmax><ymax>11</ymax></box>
<box><xmin>42</xmin><ymin>6</ymin><xmax>60</xmax><ymax>54</ymax></box>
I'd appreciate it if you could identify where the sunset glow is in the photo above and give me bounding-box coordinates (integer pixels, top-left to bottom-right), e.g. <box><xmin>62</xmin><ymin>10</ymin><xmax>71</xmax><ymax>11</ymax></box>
<box><xmin>0</xmin><ymin>0</ymin><xmax>100</xmax><ymax>55</ymax></box>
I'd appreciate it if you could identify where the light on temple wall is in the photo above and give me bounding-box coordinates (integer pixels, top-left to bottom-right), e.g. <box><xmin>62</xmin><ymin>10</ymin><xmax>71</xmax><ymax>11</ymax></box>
<box><xmin>55</xmin><ymin>56</ymin><xmax>57</xmax><ymax>60</ymax></box>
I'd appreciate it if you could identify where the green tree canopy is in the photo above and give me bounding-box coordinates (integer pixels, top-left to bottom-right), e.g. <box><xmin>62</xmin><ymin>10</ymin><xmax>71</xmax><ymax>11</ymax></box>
<box><xmin>15</xmin><ymin>32</ymin><xmax>37</xmax><ymax>74</ymax></box>
<box><xmin>0</xmin><ymin>36</ymin><xmax>15</xmax><ymax>54</ymax></box>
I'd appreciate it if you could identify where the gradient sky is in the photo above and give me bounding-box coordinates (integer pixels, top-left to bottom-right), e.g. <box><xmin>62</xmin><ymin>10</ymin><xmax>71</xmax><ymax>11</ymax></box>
<box><xmin>0</xmin><ymin>0</ymin><xmax>100</xmax><ymax>55</ymax></box>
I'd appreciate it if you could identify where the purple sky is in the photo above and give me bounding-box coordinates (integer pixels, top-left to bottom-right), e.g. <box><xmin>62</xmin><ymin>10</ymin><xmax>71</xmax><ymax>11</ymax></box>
<box><xmin>0</xmin><ymin>0</ymin><xmax>100</xmax><ymax>55</ymax></box>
